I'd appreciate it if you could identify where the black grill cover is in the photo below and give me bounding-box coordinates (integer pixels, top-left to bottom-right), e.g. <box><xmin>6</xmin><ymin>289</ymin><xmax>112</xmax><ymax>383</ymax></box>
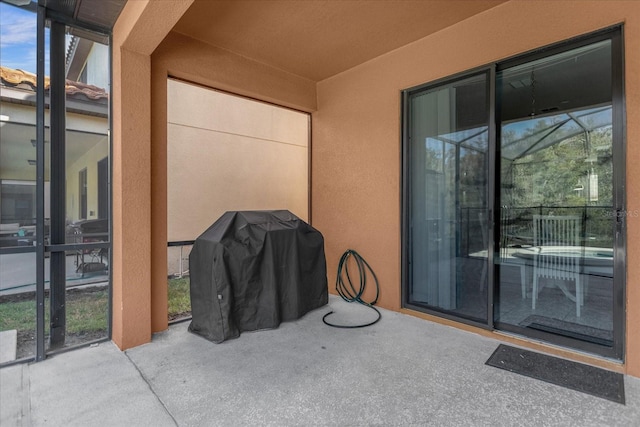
<box><xmin>188</xmin><ymin>210</ymin><xmax>328</xmax><ymax>343</ymax></box>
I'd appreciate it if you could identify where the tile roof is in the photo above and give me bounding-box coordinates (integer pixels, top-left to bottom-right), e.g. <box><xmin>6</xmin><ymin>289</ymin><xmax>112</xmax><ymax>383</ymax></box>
<box><xmin>0</xmin><ymin>66</ymin><xmax>108</xmax><ymax>101</ymax></box>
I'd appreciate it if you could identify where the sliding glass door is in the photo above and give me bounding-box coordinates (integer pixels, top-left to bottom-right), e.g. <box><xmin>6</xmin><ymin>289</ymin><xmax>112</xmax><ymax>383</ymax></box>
<box><xmin>403</xmin><ymin>27</ymin><xmax>624</xmax><ymax>358</ymax></box>
<box><xmin>495</xmin><ymin>38</ymin><xmax>618</xmax><ymax>350</ymax></box>
<box><xmin>405</xmin><ymin>72</ymin><xmax>490</xmax><ymax>323</ymax></box>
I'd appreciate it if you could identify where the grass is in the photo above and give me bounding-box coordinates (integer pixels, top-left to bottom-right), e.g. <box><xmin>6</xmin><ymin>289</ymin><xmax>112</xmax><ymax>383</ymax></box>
<box><xmin>0</xmin><ymin>298</ymin><xmax>38</xmax><ymax>333</ymax></box>
<box><xmin>168</xmin><ymin>277</ymin><xmax>191</xmax><ymax>320</ymax></box>
<box><xmin>0</xmin><ymin>278</ymin><xmax>191</xmax><ymax>338</ymax></box>
<box><xmin>66</xmin><ymin>291</ymin><xmax>109</xmax><ymax>333</ymax></box>
<box><xmin>0</xmin><ymin>288</ymin><xmax>109</xmax><ymax>335</ymax></box>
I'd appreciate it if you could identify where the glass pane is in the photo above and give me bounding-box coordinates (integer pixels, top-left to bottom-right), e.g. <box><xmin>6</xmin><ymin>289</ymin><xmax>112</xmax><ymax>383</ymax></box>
<box><xmin>0</xmin><ymin>122</ymin><xmax>51</xmax><ymax>248</ymax></box>
<box><xmin>408</xmin><ymin>73</ymin><xmax>489</xmax><ymax>321</ymax></box>
<box><xmin>496</xmin><ymin>40</ymin><xmax>614</xmax><ymax>346</ymax></box>
<box><xmin>64</xmin><ymin>33</ymin><xmax>110</xmax><ymax>243</ymax></box>
<box><xmin>46</xmin><ymin>249</ymin><xmax>109</xmax><ymax>352</ymax></box>
<box><xmin>0</xmin><ymin>0</ymin><xmax>44</xmax><ymax>247</ymax></box>
<box><xmin>45</xmin><ymin>29</ymin><xmax>111</xmax><ymax>352</ymax></box>
<box><xmin>1</xmin><ymin>248</ymin><xmax>110</xmax><ymax>359</ymax></box>
<box><xmin>0</xmin><ymin>253</ymin><xmax>37</xmax><ymax>362</ymax></box>
<box><xmin>0</xmin><ymin>1</ymin><xmax>51</xmax><ymax>361</ymax></box>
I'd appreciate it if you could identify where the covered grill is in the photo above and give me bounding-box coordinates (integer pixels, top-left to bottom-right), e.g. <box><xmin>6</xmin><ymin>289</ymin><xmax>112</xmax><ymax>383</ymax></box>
<box><xmin>188</xmin><ymin>210</ymin><xmax>328</xmax><ymax>343</ymax></box>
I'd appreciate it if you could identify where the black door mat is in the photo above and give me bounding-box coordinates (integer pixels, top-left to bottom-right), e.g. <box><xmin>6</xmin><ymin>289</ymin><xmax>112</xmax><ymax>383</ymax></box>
<box><xmin>486</xmin><ymin>344</ymin><xmax>625</xmax><ymax>404</ymax></box>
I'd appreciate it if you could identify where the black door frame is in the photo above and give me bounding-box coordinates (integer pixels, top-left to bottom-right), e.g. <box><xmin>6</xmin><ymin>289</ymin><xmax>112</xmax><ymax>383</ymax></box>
<box><xmin>401</xmin><ymin>66</ymin><xmax>496</xmax><ymax>328</ymax></box>
<box><xmin>401</xmin><ymin>25</ymin><xmax>625</xmax><ymax>360</ymax></box>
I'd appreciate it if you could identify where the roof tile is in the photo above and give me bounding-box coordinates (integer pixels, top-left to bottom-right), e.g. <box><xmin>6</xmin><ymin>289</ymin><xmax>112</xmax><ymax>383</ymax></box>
<box><xmin>0</xmin><ymin>66</ymin><xmax>108</xmax><ymax>101</ymax></box>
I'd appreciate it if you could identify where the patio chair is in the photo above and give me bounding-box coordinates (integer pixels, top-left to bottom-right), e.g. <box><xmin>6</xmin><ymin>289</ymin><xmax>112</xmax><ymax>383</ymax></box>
<box><xmin>532</xmin><ymin>214</ymin><xmax>583</xmax><ymax>317</ymax></box>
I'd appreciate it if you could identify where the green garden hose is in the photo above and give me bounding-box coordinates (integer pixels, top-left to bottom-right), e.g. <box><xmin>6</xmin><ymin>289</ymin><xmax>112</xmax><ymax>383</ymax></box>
<box><xmin>322</xmin><ymin>249</ymin><xmax>381</xmax><ymax>328</ymax></box>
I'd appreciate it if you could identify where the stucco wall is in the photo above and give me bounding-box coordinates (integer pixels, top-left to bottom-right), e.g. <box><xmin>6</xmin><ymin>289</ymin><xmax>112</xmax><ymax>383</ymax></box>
<box><xmin>112</xmin><ymin>0</ymin><xmax>195</xmax><ymax>350</ymax></box>
<box><xmin>151</xmin><ymin>31</ymin><xmax>317</xmax><ymax>332</ymax></box>
<box><xmin>166</xmin><ymin>78</ymin><xmax>309</xmax><ymax>243</ymax></box>
<box><xmin>114</xmin><ymin>0</ymin><xmax>640</xmax><ymax>375</ymax></box>
<box><xmin>313</xmin><ymin>0</ymin><xmax>640</xmax><ymax>374</ymax></box>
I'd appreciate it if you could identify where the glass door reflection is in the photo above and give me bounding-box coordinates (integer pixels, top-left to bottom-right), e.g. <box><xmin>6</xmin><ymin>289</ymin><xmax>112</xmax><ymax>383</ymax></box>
<box><xmin>496</xmin><ymin>40</ymin><xmax>615</xmax><ymax>346</ymax></box>
<box><xmin>408</xmin><ymin>72</ymin><xmax>490</xmax><ymax>322</ymax></box>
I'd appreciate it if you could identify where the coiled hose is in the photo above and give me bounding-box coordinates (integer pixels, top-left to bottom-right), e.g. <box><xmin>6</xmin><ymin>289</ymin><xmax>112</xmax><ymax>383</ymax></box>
<box><xmin>322</xmin><ymin>249</ymin><xmax>381</xmax><ymax>328</ymax></box>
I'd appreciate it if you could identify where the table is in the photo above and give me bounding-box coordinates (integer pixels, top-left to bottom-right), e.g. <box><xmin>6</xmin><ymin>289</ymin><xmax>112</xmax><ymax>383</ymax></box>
<box><xmin>470</xmin><ymin>245</ymin><xmax>613</xmax><ymax>299</ymax></box>
<box><xmin>511</xmin><ymin>246</ymin><xmax>613</xmax><ymax>277</ymax></box>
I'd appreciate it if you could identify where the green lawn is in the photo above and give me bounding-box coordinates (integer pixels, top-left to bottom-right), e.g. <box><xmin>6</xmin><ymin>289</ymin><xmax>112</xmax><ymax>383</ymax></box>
<box><xmin>168</xmin><ymin>277</ymin><xmax>191</xmax><ymax>320</ymax></box>
<box><xmin>0</xmin><ymin>288</ymin><xmax>109</xmax><ymax>335</ymax></box>
<box><xmin>0</xmin><ymin>279</ymin><xmax>191</xmax><ymax>339</ymax></box>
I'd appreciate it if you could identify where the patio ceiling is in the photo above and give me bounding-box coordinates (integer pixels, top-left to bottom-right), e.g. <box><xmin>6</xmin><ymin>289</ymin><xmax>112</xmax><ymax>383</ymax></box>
<box><xmin>173</xmin><ymin>0</ymin><xmax>508</xmax><ymax>82</ymax></box>
<box><xmin>1</xmin><ymin>1</ymin><xmax>127</xmax><ymax>43</ymax></box>
<box><xmin>39</xmin><ymin>0</ymin><xmax>127</xmax><ymax>33</ymax></box>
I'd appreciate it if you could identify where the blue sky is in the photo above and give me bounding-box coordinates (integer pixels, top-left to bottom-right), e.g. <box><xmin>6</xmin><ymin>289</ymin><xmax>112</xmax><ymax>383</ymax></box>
<box><xmin>0</xmin><ymin>2</ymin><xmax>50</xmax><ymax>74</ymax></box>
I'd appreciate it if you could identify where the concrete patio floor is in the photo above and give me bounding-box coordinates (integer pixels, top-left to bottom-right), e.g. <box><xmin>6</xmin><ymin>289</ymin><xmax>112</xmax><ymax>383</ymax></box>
<box><xmin>1</xmin><ymin>296</ymin><xmax>639</xmax><ymax>426</ymax></box>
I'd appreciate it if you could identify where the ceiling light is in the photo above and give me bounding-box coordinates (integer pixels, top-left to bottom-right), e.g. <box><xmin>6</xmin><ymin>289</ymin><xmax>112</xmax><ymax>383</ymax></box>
<box><xmin>0</xmin><ymin>115</ymin><xmax>8</xmax><ymax>127</ymax></box>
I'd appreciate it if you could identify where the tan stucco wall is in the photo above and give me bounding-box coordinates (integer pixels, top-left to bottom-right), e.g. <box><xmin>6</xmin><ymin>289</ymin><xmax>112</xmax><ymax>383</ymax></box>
<box><xmin>166</xmin><ymin>78</ymin><xmax>309</xmax><ymax>243</ymax></box>
<box><xmin>151</xmin><ymin>31</ymin><xmax>317</xmax><ymax>333</ymax></box>
<box><xmin>114</xmin><ymin>0</ymin><xmax>640</xmax><ymax>376</ymax></box>
<box><xmin>111</xmin><ymin>47</ymin><xmax>152</xmax><ymax>349</ymax></box>
<box><xmin>112</xmin><ymin>0</ymin><xmax>195</xmax><ymax>348</ymax></box>
<box><xmin>313</xmin><ymin>0</ymin><xmax>640</xmax><ymax>375</ymax></box>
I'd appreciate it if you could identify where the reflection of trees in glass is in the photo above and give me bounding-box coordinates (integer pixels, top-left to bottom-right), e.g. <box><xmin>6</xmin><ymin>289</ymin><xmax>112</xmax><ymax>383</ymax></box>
<box><xmin>460</xmin><ymin>147</ymin><xmax>487</xmax><ymax>254</ymax></box>
<box><xmin>460</xmin><ymin>147</ymin><xmax>487</xmax><ymax>208</ymax></box>
<box><xmin>425</xmin><ymin>139</ymin><xmax>443</xmax><ymax>172</ymax></box>
<box><xmin>501</xmin><ymin>114</ymin><xmax>613</xmax><ymax>246</ymax></box>
<box><xmin>505</xmin><ymin>126</ymin><xmax>611</xmax><ymax>208</ymax></box>
<box><xmin>423</xmin><ymin>137</ymin><xmax>489</xmax><ymax>242</ymax></box>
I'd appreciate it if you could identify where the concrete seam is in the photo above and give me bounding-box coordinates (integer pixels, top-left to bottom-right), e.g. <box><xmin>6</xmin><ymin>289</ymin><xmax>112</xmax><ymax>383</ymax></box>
<box><xmin>21</xmin><ymin>364</ymin><xmax>32</xmax><ymax>427</ymax></box>
<box><xmin>167</xmin><ymin>121</ymin><xmax>308</xmax><ymax>149</ymax></box>
<box><xmin>124</xmin><ymin>351</ymin><xmax>179</xmax><ymax>426</ymax></box>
